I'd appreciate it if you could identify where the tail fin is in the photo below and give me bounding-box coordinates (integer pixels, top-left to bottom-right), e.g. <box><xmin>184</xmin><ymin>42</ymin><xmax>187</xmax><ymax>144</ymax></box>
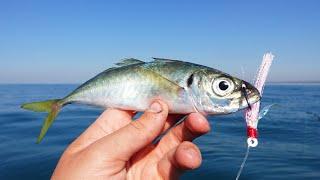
<box><xmin>21</xmin><ymin>99</ymin><xmax>62</xmax><ymax>143</ymax></box>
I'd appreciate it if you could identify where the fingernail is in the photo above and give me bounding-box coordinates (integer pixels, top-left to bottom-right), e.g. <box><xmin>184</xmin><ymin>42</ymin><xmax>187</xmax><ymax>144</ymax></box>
<box><xmin>148</xmin><ymin>101</ymin><xmax>162</xmax><ymax>113</ymax></box>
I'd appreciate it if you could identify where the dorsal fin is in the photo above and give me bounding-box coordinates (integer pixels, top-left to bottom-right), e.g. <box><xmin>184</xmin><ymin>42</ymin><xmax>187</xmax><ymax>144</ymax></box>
<box><xmin>152</xmin><ymin>57</ymin><xmax>181</xmax><ymax>63</ymax></box>
<box><xmin>116</xmin><ymin>58</ymin><xmax>144</xmax><ymax>66</ymax></box>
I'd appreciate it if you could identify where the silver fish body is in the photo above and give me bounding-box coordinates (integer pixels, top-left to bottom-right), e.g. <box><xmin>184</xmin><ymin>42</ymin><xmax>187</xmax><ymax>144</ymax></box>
<box><xmin>62</xmin><ymin>58</ymin><xmax>260</xmax><ymax>115</ymax></box>
<box><xmin>21</xmin><ymin>58</ymin><xmax>260</xmax><ymax>143</ymax></box>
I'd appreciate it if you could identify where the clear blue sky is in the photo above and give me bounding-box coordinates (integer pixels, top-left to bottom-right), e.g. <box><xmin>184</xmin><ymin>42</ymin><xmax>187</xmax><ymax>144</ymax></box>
<box><xmin>1</xmin><ymin>0</ymin><xmax>319</xmax><ymax>83</ymax></box>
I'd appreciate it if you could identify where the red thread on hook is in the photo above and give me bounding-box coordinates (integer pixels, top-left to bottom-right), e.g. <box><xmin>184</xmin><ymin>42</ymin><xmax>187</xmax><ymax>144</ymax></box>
<box><xmin>247</xmin><ymin>126</ymin><xmax>258</xmax><ymax>138</ymax></box>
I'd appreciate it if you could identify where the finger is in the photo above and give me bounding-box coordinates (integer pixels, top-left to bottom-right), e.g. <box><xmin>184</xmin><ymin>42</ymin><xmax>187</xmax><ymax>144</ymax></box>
<box><xmin>67</xmin><ymin>109</ymin><xmax>134</xmax><ymax>154</ymax></box>
<box><xmin>158</xmin><ymin>141</ymin><xmax>202</xmax><ymax>179</ymax></box>
<box><xmin>162</xmin><ymin>114</ymin><xmax>185</xmax><ymax>132</ymax></box>
<box><xmin>90</xmin><ymin>100</ymin><xmax>169</xmax><ymax>161</ymax></box>
<box><xmin>156</xmin><ymin>113</ymin><xmax>210</xmax><ymax>154</ymax></box>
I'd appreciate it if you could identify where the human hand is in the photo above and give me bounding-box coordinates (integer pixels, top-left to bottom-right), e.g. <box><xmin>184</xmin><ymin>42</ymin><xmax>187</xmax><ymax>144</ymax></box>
<box><xmin>52</xmin><ymin>100</ymin><xmax>210</xmax><ymax>180</ymax></box>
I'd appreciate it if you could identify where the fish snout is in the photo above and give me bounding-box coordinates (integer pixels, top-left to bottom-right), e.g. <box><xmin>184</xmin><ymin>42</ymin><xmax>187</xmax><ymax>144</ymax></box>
<box><xmin>242</xmin><ymin>81</ymin><xmax>261</xmax><ymax>107</ymax></box>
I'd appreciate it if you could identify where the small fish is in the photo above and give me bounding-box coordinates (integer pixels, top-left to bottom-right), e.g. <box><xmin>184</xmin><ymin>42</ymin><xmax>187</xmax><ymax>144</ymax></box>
<box><xmin>21</xmin><ymin>58</ymin><xmax>260</xmax><ymax>143</ymax></box>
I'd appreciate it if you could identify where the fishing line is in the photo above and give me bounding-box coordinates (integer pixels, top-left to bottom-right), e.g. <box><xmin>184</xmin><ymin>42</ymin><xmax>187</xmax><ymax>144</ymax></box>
<box><xmin>236</xmin><ymin>52</ymin><xmax>275</xmax><ymax>179</ymax></box>
<box><xmin>152</xmin><ymin>87</ymin><xmax>203</xmax><ymax>144</ymax></box>
<box><xmin>240</xmin><ymin>66</ymin><xmax>245</xmax><ymax>81</ymax></box>
<box><xmin>152</xmin><ymin>116</ymin><xmax>187</xmax><ymax>144</ymax></box>
<box><xmin>152</xmin><ymin>86</ymin><xmax>204</xmax><ymax>144</ymax></box>
<box><xmin>235</xmin><ymin>145</ymin><xmax>250</xmax><ymax>180</ymax></box>
<box><xmin>241</xmin><ymin>84</ymin><xmax>251</xmax><ymax>110</ymax></box>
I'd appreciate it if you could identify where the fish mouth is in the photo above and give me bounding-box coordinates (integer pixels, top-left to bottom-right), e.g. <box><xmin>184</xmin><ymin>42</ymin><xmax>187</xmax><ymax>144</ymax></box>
<box><xmin>240</xmin><ymin>81</ymin><xmax>261</xmax><ymax>109</ymax></box>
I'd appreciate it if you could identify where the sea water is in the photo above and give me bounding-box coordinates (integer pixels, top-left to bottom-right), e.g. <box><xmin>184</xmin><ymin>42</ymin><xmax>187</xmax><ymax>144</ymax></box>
<box><xmin>0</xmin><ymin>84</ymin><xmax>319</xmax><ymax>179</ymax></box>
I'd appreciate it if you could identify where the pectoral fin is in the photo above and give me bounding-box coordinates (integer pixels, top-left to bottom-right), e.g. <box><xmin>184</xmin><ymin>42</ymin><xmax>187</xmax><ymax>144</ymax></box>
<box><xmin>138</xmin><ymin>66</ymin><xmax>186</xmax><ymax>99</ymax></box>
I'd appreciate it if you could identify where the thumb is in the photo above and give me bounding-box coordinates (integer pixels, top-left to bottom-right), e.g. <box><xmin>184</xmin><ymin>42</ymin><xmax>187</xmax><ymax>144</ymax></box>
<box><xmin>91</xmin><ymin>100</ymin><xmax>168</xmax><ymax>160</ymax></box>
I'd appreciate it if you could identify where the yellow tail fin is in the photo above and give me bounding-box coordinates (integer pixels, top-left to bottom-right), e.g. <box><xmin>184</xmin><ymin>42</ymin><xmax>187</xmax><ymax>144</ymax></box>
<box><xmin>21</xmin><ymin>99</ymin><xmax>61</xmax><ymax>143</ymax></box>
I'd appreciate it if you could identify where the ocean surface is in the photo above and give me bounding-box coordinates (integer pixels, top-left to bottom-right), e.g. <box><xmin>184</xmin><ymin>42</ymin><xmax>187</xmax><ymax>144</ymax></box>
<box><xmin>0</xmin><ymin>84</ymin><xmax>319</xmax><ymax>179</ymax></box>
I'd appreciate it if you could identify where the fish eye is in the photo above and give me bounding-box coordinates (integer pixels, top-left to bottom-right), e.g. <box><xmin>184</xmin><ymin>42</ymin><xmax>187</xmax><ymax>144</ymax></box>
<box><xmin>219</xmin><ymin>81</ymin><xmax>229</xmax><ymax>90</ymax></box>
<box><xmin>212</xmin><ymin>78</ymin><xmax>234</xmax><ymax>96</ymax></box>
